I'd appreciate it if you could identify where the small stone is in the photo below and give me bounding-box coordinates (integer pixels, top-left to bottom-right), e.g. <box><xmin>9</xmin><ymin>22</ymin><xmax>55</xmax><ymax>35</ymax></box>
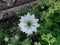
<box><xmin>41</xmin><ymin>6</ymin><xmax>44</xmax><ymax>9</ymax></box>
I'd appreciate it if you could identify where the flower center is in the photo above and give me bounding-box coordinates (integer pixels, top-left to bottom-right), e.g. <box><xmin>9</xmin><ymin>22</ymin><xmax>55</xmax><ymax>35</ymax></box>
<box><xmin>27</xmin><ymin>21</ymin><xmax>32</xmax><ymax>27</ymax></box>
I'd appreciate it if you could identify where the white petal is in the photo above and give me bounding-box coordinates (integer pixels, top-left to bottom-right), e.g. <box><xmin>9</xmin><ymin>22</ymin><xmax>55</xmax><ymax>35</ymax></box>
<box><xmin>31</xmin><ymin>14</ymin><xmax>35</xmax><ymax>19</ymax></box>
<box><xmin>31</xmin><ymin>26</ymin><xmax>37</xmax><ymax>32</ymax></box>
<box><xmin>27</xmin><ymin>12</ymin><xmax>30</xmax><ymax>16</ymax></box>
<box><xmin>21</xmin><ymin>27</ymin><xmax>27</xmax><ymax>32</ymax></box>
<box><xmin>20</xmin><ymin>16</ymin><xmax>24</xmax><ymax>19</ymax></box>
<box><xmin>26</xmin><ymin>15</ymin><xmax>31</xmax><ymax>20</ymax></box>
<box><xmin>20</xmin><ymin>16</ymin><xmax>26</xmax><ymax>23</ymax></box>
<box><xmin>18</xmin><ymin>23</ymin><xmax>26</xmax><ymax>28</ymax></box>
<box><xmin>26</xmin><ymin>29</ymin><xmax>33</xmax><ymax>35</ymax></box>
<box><xmin>32</xmin><ymin>19</ymin><xmax>39</xmax><ymax>23</ymax></box>
<box><xmin>26</xmin><ymin>27</ymin><xmax>37</xmax><ymax>35</ymax></box>
<box><xmin>32</xmin><ymin>23</ymin><xmax>40</xmax><ymax>28</ymax></box>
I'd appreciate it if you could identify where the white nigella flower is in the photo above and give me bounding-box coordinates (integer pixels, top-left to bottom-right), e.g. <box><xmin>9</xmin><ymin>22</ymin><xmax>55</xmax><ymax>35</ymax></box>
<box><xmin>18</xmin><ymin>13</ymin><xmax>40</xmax><ymax>35</ymax></box>
<box><xmin>4</xmin><ymin>37</ymin><xmax>9</xmax><ymax>42</ymax></box>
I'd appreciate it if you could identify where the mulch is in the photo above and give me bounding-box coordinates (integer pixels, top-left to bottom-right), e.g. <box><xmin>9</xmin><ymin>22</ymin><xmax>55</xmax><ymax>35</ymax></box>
<box><xmin>0</xmin><ymin>0</ymin><xmax>36</xmax><ymax>10</ymax></box>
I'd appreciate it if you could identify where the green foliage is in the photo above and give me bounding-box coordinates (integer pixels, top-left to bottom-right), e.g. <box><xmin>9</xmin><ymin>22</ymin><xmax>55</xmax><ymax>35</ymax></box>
<box><xmin>8</xmin><ymin>35</ymin><xmax>19</xmax><ymax>45</ymax></box>
<box><xmin>34</xmin><ymin>42</ymin><xmax>41</xmax><ymax>45</ymax></box>
<box><xmin>21</xmin><ymin>38</ymin><xmax>31</xmax><ymax>45</ymax></box>
<box><xmin>10</xmin><ymin>37</ymin><xmax>18</xmax><ymax>45</ymax></box>
<box><xmin>54</xmin><ymin>15</ymin><xmax>60</xmax><ymax>22</ymax></box>
<box><xmin>44</xmin><ymin>0</ymin><xmax>55</xmax><ymax>6</ymax></box>
<box><xmin>41</xmin><ymin>33</ymin><xmax>56</xmax><ymax>45</ymax></box>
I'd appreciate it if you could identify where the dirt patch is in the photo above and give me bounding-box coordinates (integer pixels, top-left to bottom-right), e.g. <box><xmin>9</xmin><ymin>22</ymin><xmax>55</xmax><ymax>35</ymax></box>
<box><xmin>0</xmin><ymin>0</ymin><xmax>36</xmax><ymax>10</ymax></box>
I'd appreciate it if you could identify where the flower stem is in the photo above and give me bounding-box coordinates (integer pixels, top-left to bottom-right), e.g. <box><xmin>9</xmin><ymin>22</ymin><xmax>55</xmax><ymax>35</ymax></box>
<box><xmin>49</xmin><ymin>42</ymin><xmax>51</xmax><ymax>45</ymax></box>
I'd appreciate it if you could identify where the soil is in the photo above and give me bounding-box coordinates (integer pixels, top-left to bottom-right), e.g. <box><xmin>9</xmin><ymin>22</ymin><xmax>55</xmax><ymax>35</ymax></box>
<box><xmin>0</xmin><ymin>0</ymin><xmax>36</xmax><ymax>11</ymax></box>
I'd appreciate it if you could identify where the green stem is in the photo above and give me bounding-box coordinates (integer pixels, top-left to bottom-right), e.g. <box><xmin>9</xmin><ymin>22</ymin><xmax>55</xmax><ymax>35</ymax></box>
<box><xmin>48</xmin><ymin>42</ymin><xmax>51</xmax><ymax>45</ymax></box>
